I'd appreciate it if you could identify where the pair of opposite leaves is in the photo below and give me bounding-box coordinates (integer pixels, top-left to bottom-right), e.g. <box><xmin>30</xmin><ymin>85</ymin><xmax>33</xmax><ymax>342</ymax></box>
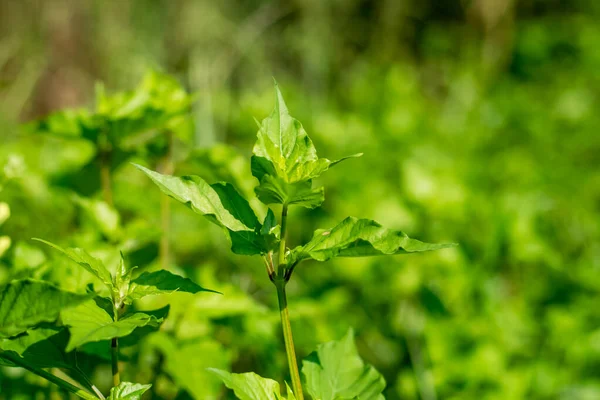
<box><xmin>134</xmin><ymin>82</ymin><xmax>455</xmax><ymax>262</ymax></box>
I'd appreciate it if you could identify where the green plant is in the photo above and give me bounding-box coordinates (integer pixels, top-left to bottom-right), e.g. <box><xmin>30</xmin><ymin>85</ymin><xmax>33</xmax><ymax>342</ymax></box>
<box><xmin>136</xmin><ymin>82</ymin><xmax>455</xmax><ymax>399</ymax></box>
<box><xmin>0</xmin><ymin>240</ymin><xmax>216</xmax><ymax>399</ymax></box>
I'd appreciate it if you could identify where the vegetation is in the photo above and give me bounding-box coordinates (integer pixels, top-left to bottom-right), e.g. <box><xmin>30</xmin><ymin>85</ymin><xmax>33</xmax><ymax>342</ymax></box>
<box><xmin>1</xmin><ymin>1</ymin><xmax>599</xmax><ymax>399</ymax></box>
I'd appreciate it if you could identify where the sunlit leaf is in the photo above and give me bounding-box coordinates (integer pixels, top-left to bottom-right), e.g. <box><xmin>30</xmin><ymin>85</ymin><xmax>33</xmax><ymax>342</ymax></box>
<box><xmin>62</xmin><ymin>299</ymin><xmax>164</xmax><ymax>351</ymax></box>
<box><xmin>108</xmin><ymin>382</ymin><xmax>152</xmax><ymax>400</ymax></box>
<box><xmin>209</xmin><ymin>369</ymin><xmax>289</xmax><ymax>400</ymax></box>
<box><xmin>251</xmin><ymin>82</ymin><xmax>360</xmax><ymax>207</ymax></box>
<box><xmin>134</xmin><ymin>164</ymin><xmax>269</xmax><ymax>255</ymax></box>
<box><xmin>288</xmin><ymin>217</ymin><xmax>456</xmax><ymax>265</ymax></box>
<box><xmin>0</xmin><ymin>280</ymin><xmax>91</xmax><ymax>338</ymax></box>
<box><xmin>33</xmin><ymin>239</ymin><xmax>114</xmax><ymax>290</ymax></box>
<box><xmin>302</xmin><ymin>329</ymin><xmax>386</xmax><ymax>400</ymax></box>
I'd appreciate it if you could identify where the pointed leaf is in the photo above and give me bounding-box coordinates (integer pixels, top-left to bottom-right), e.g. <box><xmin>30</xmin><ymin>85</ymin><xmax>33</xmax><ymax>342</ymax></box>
<box><xmin>302</xmin><ymin>330</ymin><xmax>386</xmax><ymax>400</ymax></box>
<box><xmin>62</xmin><ymin>300</ymin><xmax>164</xmax><ymax>351</ymax></box>
<box><xmin>288</xmin><ymin>217</ymin><xmax>457</xmax><ymax>265</ymax></box>
<box><xmin>209</xmin><ymin>369</ymin><xmax>286</xmax><ymax>400</ymax></box>
<box><xmin>33</xmin><ymin>239</ymin><xmax>114</xmax><ymax>290</ymax></box>
<box><xmin>251</xmin><ymin>82</ymin><xmax>360</xmax><ymax>208</ymax></box>
<box><xmin>0</xmin><ymin>280</ymin><xmax>91</xmax><ymax>338</ymax></box>
<box><xmin>133</xmin><ymin>164</ymin><xmax>252</xmax><ymax>232</ymax></box>
<box><xmin>108</xmin><ymin>382</ymin><xmax>152</xmax><ymax>400</ymax></box>
<box><xmin>127</xmin><ymin>270</ymin><xmax>219</xmax><ymax>301</ymax></box>
<box><xmin>135</xmin><ymin>164</ymin><xmax>269</xmax><ymax>255</ymax></box>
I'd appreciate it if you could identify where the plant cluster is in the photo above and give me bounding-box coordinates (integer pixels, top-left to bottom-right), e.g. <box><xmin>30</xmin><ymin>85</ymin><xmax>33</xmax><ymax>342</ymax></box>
<box><xmin>0</xmin><ymin>75</ymin><xmax>453</xmax><ymax>399</ymax></box>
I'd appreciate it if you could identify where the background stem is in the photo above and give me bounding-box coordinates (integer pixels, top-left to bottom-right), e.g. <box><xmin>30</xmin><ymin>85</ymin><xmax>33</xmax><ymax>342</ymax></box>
<box><xmin>111</xmin><ymin>337</ymin><xmax>119</xmax><ymax>387</ymax></box>
<box><xmin>275</xmin><ymin>281</ymin><xmax>304</xmax><ymax>400</ymax></box>
<box><xmin>2</xmin><ymin>352</ymin><xmax>98</xmax><ymax>400</ymax></box>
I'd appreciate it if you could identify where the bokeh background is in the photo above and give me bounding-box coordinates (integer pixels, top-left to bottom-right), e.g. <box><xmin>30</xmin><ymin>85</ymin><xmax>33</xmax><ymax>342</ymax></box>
<box><xmin>1</xmin><ymin>0</ymin><xmax>600</xmax><ymax>399</ymax></box>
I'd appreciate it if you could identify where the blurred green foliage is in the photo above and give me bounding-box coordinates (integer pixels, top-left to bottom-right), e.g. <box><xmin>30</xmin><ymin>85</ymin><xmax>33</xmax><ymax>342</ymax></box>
<box><xmin>1</xmin><ymin>0</ymin><xmax>599</xmax><ymax>399</ymax></box>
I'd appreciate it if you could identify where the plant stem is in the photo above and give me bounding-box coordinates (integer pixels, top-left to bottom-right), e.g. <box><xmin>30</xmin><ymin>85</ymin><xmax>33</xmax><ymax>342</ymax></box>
<box><xmin>277</xmin><ymin>205</ymin><xmax>288</xmax><ymax>276</ymax></box>
<box><xmin>275</xmin><ymin>280</ymin><xmax>304</xmax><ymax>400</ymax></box>
<box><xmin>1</xmin><ymin>352</ymin><xmax>98</xmax><ymax>399</ymax></box>
<box><xmin>100</xmin><ymin>153</ymin><xmax>113</xmax><ymax>206</ymax></box>
<box><xmin>158</xmin><ymin>132</ymin><xmax>174</xmax><ymax>270</ymax></box>
<box><xmin>111</xmin><ymin>337</ymin><xmax>120</xmax><ymax>387</ymax></box>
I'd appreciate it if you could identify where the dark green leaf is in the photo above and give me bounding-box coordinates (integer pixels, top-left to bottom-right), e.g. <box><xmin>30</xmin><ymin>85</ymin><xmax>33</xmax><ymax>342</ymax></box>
<box><xmin>302</xmin><ymin>330</ymin><xmax>386</xmax><ymax>400</ymax></box>
<box><xmin>0</xmin><ymin>325</ymin><xmax>75</xmax><ymax>369</ymax></box>
<box><xmin>127</xmin><ymin>270</ymin><xmax>219</xmax><ymax>300</ymax></box>
<box><xmin>0</xmin><ymin>280</ymin><xmax>91</xmax><ymax>338</ymax></box>
<box><xmin>288</xmin><ymin>217</ymin><xmax>457</xmax><ymax>265</ymax></box>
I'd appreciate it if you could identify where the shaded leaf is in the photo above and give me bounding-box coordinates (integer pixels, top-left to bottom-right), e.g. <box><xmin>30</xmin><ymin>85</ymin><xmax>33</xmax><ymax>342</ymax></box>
<box><xmin>288</xmin><ymin>217</ymin><xmax>457</xmax><ymax>265</ymax></box>
<box><xmin>108</xmin><ymin>382</ymin><xmax>152</xmax><ymax>400</ymax></box>
<box><xmin>127</xmin><ymin>270</ymin><xmax>219</xmax><ymax>301</ymax></box>
<box><xmin>0</xmin><ymin>280</ymin><xmax>91</xmax><ymax>338</ymax></box>
<box><xmin>302</xmin><ymin>329</ymin><xmax>386</xmax><ymax>400</ymax></box>
<box><xmin>0</xmin><ymin>325</ymin><xmax>75</xmax><ymax>369</ymax></box>
<box><xmin>33</xmin><ymin>239</ymin><xmax>114</xmax><ymax>290</ymax></box>
<box><xmin>209</xmin><ymin>369</ymin><xmax>288</xmax><ymax>400</ymax></box>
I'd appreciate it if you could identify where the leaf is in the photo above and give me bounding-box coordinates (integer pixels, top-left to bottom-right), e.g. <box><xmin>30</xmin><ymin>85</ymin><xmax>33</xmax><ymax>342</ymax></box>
<box><xmin>108</xmin><ymin>382</ymin><xmax>152</xmax><ymax>400</ymax></box>
<box><xmin>33</xmin><ymin>239</ymin><xmax>114</xmax><ymax>290</ymax></box>
<box><xmin>62</xmin><ymin>300</ymin><xmax>164</xmax><ymax>351</ymax></box>
<box><xmin>302</xmin><ymin>329</ymin><xmax>386</xmax><ymax>400</ymax></box>
<box><xmin>209</xmin><ymin>369</ymin><xmax>288</xmax><ymax>400</ymax></box>
<box><xmin>72</xmin><ymin>195</ymin><xmax>122</xmax><ymax>241</ymax></box>
<box><xmin>251</xmin><ymin>82</ymin><xmax>360</xmax><ymax>207</ymax></box>
<box><xmin>0</xmin><ymin>280</ymin><xmax>91</xmax><ymax>338</ymax></box>
<box><xmin>288</xmin><ymin>217</ymin><xmax>457</xmax><ymax>265</ymax></box>
<box><xmin>127</xmin><ymin>270</ymin><xmax>219</xmax><ymax>301</ymax></box>
<box><xmin>134</xmin><ymin>164</ymin><xmax>269</xmax><ymax>255</ymax></box>
<box><xmin>0</xmin><ymin>325</ymin><xmax>76</xmax><ymax>369</ymax></box>
<box><xmin>133</xmin><ymin>164</ymin><xmax>252</xmax><ymax>233</ymax></box>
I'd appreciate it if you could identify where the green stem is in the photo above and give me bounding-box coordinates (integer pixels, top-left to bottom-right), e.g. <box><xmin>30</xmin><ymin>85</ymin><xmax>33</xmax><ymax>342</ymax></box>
<box><xmin>158</xmin><ymin>132</ymin><xmax>174</xmax><ymax>270</ymax></box>
<box><xmin>275</xmin><ymin>281</ymin><xmax>304</xmax><ymax>400</ymax></box>
<box><xmin>277</xmin><ymin>205</ymin><xmax>288</xmax><ymax>277</ymax></box>
<box><xmin>1</xmin><ymin>352</ymin><xmax>98</xmax><ymax>400</ymax></box>
<box><xmin>111</xmin><ymin>338</ymin><xmax>119</xmax><ymax>387</ymax></box>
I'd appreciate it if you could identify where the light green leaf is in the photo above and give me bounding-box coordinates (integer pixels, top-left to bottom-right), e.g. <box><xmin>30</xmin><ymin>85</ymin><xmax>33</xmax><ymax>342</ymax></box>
<box><xmin>288</xmin><ymin>217</ymin><xmax>457</xmax><ymax>265</ymax></box>
<box><xmin>127</xmin><ymin>270</ymin><xmax>219</xmax><ymax>301</ymax></box>
<box><xmin>0</xmin><ymin>280</ymin><xmax>91</xmax><ymax>338</ymax></box>
<box><xmin>302</xmin><ymin>329</ymin><xmax>386</xmax><ymax>400</ymax></box>
<box><xmin>108</xmin><ymin>382</ymin><xmax>152</xmax><ymax>400</ymax></box>
<box><xmin>209</xmin><ymin>369</ymin><xmax>287</xmax><ymax>400</ymax></box>
<box><xmin>0</xmin><ymin>325</ymin><xmax>75</xmax><ymax>369</ymax></box>
<box><xmin>33</xmin><ymin>239</ymin><xmax>114</xmax><ymax>290</ymax></box>
<box><xmin>133</xmin><ymin>164</ymin><xmax>252</xmax><ymax>232</ymax></box>
<box><xmin>134</xmin><ymin>164</ymin><xmax>269</xmax><ymax>255</ymax></box>
<box><xmin>251</xmin><ymin>82</ymin><xmax>360</xmax><ymax>208</ymax></box>
<box><xmin>73</xmin><ymin>195</ymin><xmax>122</xmax><ymax>241</ymax></box>
<box><xmin>62</xmin><ymin>300</ymin><xmax>164</xmax><ymax>351</ymax></box>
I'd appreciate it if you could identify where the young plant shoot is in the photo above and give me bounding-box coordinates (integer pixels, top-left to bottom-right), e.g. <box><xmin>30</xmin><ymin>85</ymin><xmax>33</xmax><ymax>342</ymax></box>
<box><xmin>135</xmin><ymin>82</ymin><xmax>455</xmax><ymax>399</ymax></box>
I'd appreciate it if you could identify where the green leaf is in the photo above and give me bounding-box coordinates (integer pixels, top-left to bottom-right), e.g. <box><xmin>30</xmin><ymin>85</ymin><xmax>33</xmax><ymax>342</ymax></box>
<box><xmin>108</xmin><ymin>382</ymin><xmax>152</xmax><ymax>400</ymax></box>
<box><xmin>127</xmin><ymin>270</ymin><xmax>219</xmax><ymax>301</ymax></box>
<box><xmin>251</xmin><ymin>82</ymin><xmax>360</xmax><ymax>208</ymax></box>
<box><xmin>72</xmin><ymin>195</ymin><xmax>122</xmax><ymax>241</ymax></box>
<box><xmin>0</xmin><ymin>280</ymin><xmax>91</xmax><ymax>338</ymax></box>
<box><xmin>133</xmin><ymin>164</ymin><xmax>252</xmax><ymax>232</ymax></box>
<box><xmin>302</xmin><ymin>330</ymin><xmax>386</xmax><ymax>400</ymax></box>
<box><xmin>134</xmin><ymin>164</ymin><xmax>269</xmax><ymax>255</ymax></box>
<box><xmin>209</xmin><ymin>369</ymin><xmax>288</xmax><ymax>400</ymax></box>
<box><xmin>62</xmin><ymin>299</ymin><xmax>164</xmax><ymax>351</ymax></box>
<box><xmin>33</xmin><ymin>239</ymin><xmax>114</xmax><ymax>290</ymax></box>
<box><xmin>0</xmin><ymin>325</ymin><xmax>75</xmax><ymax>369</ymax></box>
<box><xmin>288</xmin><ymin>217</ymin><xmax>457</xmax><ymax>265</ymax></box>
